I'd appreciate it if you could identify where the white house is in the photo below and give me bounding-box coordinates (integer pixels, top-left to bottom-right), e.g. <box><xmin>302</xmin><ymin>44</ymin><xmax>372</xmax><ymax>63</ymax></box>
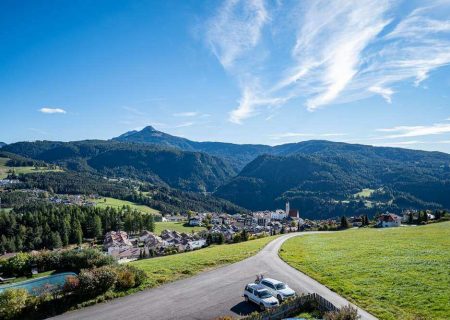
<box><xmin>377</xmin><ymin>213</ymin><xmax>402</xmax><ymax>228</ymax></box>
<box><xmin>189</xmin><ymin>216</ymin><xmax>202</xmax><ymax>226</ymax></box>
<box><xmin>270</xmin><ymin>209</ymin><xmax>287</xmax><ymax>220</ymax></box>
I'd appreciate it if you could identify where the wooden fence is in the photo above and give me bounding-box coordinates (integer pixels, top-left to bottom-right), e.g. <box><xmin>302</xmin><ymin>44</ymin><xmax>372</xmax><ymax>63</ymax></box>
<box><xmin>243</xmin><ymin>292</ymin><xmax>338</xmax><ymax>320</ymax></box>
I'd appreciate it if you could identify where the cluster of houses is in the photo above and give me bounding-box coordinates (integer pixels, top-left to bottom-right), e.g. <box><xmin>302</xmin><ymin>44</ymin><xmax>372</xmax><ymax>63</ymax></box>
<box><xmin>103</xmin><ymin>229</ymin><xmax>207</xmax><ymax>262</ymax></box>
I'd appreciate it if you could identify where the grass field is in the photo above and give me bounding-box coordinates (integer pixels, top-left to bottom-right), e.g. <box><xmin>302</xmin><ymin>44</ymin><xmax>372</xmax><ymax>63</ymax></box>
<box><xmin>280</xmin><ymin>223</ymin><xmax>450</xmax><ymax>320</ymax></box>
<box><xmin>0</xmin><ymin>157</ymin><xmax>63</xmax><ymax>179</ymax></box>
<box><xmin>132</xmin><ymin>235</ymin><xmax>278</xmax><ymax>288</ymax></box>
<box><xmin>154</xmin><ymin>221</ymin><xmax>205</xmax><ymax>235</ymax></box>
<box><xmin>353</xmin><ymin>188</ymin><xmax>375</xmax><ymax>198</ymax></box>
<box><xmin>92</xmin><ymin>197</ymin><xmax>160</xmax><ymax>215</ymax></box>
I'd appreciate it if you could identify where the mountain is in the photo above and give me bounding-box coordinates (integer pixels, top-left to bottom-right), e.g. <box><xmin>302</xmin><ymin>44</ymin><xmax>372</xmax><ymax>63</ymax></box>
<box><xmin>0</xmin><ymin>142</ymin><xmax>6</xmax><ymax>148</ymax></box>
<box><xmin>215</xmin><ymin>142</ymin><xmax>450</xmax><ymax>218</ymax></box>
<box><xmin>3</xmin><ymin>140</ymin><xmax>236</xmax><ymax>192</ymax></box>
<box><xmin>113</xmin><ymin>126</ymin><xmax>271</xmax><ymax>170</ymax></box>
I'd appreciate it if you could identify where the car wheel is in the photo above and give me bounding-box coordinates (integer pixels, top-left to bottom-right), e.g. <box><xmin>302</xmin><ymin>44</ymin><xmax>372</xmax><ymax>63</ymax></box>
<box><xmin>259</xmin><ymin>303</ymin><xmax>265</xmax><ymax>311</ymax></box>
<box><xmin>244</xmin><ymin>295</ymin><xmax>249</xmax><ymax>302</ymax></box>
<box><xmin>277</xmin><ymin>295</ymin><xmax>283</xmax><ymax>303</ymax></box>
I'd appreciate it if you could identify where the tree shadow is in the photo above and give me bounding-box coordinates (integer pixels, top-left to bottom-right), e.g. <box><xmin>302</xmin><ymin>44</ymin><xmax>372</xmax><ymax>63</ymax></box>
<box><xmin>230</xmin><ymin>301</ymin><xmax>260</xmax><ymax>316</ymax></box>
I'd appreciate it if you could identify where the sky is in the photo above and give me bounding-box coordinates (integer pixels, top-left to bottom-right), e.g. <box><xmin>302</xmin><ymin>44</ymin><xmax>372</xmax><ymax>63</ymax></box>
<box><xmin>1</xmin><ymin>0</ymin><xmax>450</xmax><ymax>153</ymax></box>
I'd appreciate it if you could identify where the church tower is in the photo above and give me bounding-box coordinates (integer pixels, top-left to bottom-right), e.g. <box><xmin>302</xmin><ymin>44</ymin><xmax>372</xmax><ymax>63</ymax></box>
<box><xmin>286</xmin><ymin>201</ymin><xmax>290</xmax><ymax>215</ymax></box>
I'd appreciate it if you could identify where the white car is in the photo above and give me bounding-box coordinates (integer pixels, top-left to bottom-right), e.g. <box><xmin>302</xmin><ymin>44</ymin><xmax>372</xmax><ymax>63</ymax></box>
<box><xmin>259</xmin><ymin>278</ymin><xmax>296</xmax><ymax>302</ymax></box>
<box><xmin>243</xmin><ymin>283</ymin><xmax>279</xmax><ymax>311</ymax></box>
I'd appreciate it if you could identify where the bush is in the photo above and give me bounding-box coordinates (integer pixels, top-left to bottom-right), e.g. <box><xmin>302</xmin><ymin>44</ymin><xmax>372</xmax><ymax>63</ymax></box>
<box><xmin>4</xmin><ymin>252</ymin><xmax>31</xmax><ymax>276</ymax></box>
<box><xmin>29</xmin><ymin>248</ymin><xmax>115</xmax><ymax>273</ymax></box>
<box><xmin>324</xmin><ymin>305</ymin><xmax>360</xmax><ymax>320</ymax></box>
<box><xmin>0</xmin><ymin>288</ymin><xmax>29</xmax><ymax>319</ymax></box>
<box><xmin>62</xmin><ymin>275</ymin><xmax>80</xmax><ymax>294</ymax></box>
<box><xmin>115</xmin><ymin>268</ymin><xmax>135</xmax><ymax>290</ymax></box>
<box><xmin>77</xmin><ymin>266</ymin><xmax>117</xmax><ymax>297</ymax></box>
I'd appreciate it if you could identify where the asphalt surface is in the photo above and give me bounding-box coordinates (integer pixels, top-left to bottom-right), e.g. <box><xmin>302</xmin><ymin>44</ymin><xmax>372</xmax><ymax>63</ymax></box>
<box><xmin>51</xmin><ymin>232</ymin><xmax>377</xmax><ymax>320</ymax></box>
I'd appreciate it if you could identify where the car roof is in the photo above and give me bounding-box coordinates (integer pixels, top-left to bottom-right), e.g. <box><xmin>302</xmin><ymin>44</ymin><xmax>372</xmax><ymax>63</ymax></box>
<box><xmin>261</xmin><ymin>278</ymin><xmax>283</xmax><ymax>285</ymax></box>
<box><xmin>247</xmin><ymin>283</ymin><xmax>266</xmax><ymax>291</ymax></box>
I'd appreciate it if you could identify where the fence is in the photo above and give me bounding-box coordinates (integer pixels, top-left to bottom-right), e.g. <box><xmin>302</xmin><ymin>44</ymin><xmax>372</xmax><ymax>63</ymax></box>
<box><xmin>243</xmin><ymin>292</ymin><xmax>338</xmax><ymax>320</ymax></box>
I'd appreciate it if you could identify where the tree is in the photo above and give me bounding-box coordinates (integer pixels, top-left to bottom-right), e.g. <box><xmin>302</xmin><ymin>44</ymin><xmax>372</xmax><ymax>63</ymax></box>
<box><xmin>206</xmin><ymin>233</ymin><xmax>213</xmax><ymax>246</ymax></box>
<box><xmin>93</xmin><ymin>215</ymin><xmax>103</xmax><ymax>239</ymax></box>
<box><xmin>0</xmin><ymin>288</ymin><xmax>29</xmax><ymax>319</ymax></box>
<box><xmin>217</xmin><ymin>233</ymin><xmax>225</xmax><ymax>245</ymax></box>
<box><xmin>340</xmin><ymin>216</ymin><xmax>350</xmax><ymax>229</ymax></box>
<box><xmin>50</xmin><ymin>232</ymin><xmax>63</xmax><ymax>249</ymax></box>
<box><xmin>71</xmin><ymin>220</ymin><xmax>83</xmax><ymax>245</ymax></box>
<box><xmin>241</xmin><ymin>229</ymin><xmax>249</xmax><ymax>242</ymax></box>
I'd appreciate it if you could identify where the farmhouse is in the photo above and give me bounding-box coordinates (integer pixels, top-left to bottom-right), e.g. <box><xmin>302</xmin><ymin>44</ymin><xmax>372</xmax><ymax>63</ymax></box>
<box><xmin>188</xmin><ymin>216</ymin><xmax>202</xmax><ymax>226</ymax></box>
<box><xmin>377</xmin><ymin>213</ymin><xmax>402</xmax><ymax>228</ymax></box>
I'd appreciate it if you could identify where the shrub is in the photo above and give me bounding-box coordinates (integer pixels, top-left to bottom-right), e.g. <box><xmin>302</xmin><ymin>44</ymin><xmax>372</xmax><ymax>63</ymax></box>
<box><xmin>115</xmin><ymin>268</ymin><xmax>135</xmax><ymax>290</ymax></box>
<box><xmin>4</xmin><ymin>252</ymin><xmax>31</xmax><ymax>276</ymax></box>
<box><xmin>0</xmin><ymin>288</ymin><xmax>29</xmax><ymax>319</ymax></box>
<box><xmin>324</xmin><ymin>305</ymin><xmax>360</xmax><ymax>320</ymax></box>
<box><xmin>77</xmin><ymin>266</ymin><xmax>117</xmax><ymax>297</ymax></box>
<box><xmin>115</xmin><ymin>265</ymin><xmax>147</xmax><ymax>289</ymax></box>
<box><xmin>63</xmin><ymin>275</ymin><xmax>80</xmax><ymax>294</ymax></box>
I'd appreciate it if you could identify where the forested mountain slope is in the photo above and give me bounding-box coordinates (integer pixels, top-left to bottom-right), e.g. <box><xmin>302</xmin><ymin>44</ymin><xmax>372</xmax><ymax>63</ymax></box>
<box><xmin>3</xmin><ymin>140</ymin><xmax>235</xmax><ymax>192</ymax></box>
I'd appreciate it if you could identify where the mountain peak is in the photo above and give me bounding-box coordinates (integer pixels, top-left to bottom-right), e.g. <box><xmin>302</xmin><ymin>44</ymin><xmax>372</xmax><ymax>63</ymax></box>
<box><xmin>141</xmin><ymin>125</ymin><xmax>157</xmax><ymax>132</ymax></box>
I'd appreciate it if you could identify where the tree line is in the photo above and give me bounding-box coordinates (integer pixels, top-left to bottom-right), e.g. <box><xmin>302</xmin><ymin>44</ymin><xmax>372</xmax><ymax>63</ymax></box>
<box><xmin>0</xmin><ymin>203</ymin><xmax>155</xmax><ymax>253</ymax></box>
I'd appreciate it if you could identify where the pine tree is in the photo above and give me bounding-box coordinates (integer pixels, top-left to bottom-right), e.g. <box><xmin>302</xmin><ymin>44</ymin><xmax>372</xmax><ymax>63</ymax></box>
<box><xmin>340</xmin><ymin>216</ymin><xmax>350</xmax><ymax>229</ymax></box>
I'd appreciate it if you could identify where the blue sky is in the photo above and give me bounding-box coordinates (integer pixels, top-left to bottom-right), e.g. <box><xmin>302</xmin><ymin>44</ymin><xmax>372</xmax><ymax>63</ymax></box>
<box><xmin>1</xmin><ymin>0</ymin><xmax>450</xmax><ymax>152</ymax></box>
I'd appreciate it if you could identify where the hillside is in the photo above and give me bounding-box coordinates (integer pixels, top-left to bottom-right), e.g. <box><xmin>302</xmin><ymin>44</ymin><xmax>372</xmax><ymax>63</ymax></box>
<box><xmin>2</xmin><ymin>140</ymin><xmax>236</xmax><ymax>192</ymax></box>
<box><xmin>114</xmin><ymin>126</ymin><xmax>271</xmax><ymax>170</ymax></box>
<box><xmin>0</xmin><ymin>142</ymin><xmax>6</xmax><ymax>148</ymax></box>
<box><xmin>215</xmin><ymin>147</ymin><xmax>450</xmax><ymax>218</ymax></box>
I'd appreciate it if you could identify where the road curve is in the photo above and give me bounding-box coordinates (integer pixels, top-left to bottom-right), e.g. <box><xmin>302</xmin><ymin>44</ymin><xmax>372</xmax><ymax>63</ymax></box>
<box><xmin>52</xmin><ymin>232</ymin><xmax>377</xmax><ymax>320</ymax></box>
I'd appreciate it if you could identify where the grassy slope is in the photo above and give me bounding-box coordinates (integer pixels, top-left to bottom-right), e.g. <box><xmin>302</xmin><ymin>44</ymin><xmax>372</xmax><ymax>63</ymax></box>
<box><xmin>154</xmin><ymin>221</ymin><xmax>205</xmax><ymax>235</ymax></box>
<box><xmin>132</xmin><ymin>235</ymin><xmax>278</xmax><ymax>288</ymax></box>
<box><xmin>92</xmin><ymin>197</ymin><xmax>160</xmax><ymax>215</ymax></box>
<box><xmin>0</xmin><ymin>157</ymin><xmax>63</xmax><ymax>179</ymax></box>
<box><xmin>280</xmin><ymin>223</ymin><xmax>450</xmax><ymax>320</ymax></box>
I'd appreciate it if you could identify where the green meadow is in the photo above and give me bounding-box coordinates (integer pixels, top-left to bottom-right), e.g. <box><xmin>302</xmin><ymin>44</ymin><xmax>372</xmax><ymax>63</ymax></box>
<box><xmin>154</xmin><ymin>221</ymin><xmax>205</xmax><ymax>235</ymax></box>
<box><xmin>132</xmin><ymin>235</ymin><xmax>277</xmax><ymax>288</ymax></box>
<box><xmin>0</xmin><ymin>157</ymin><xmax>63</xmax><ymax>179</ymax></box>
<box><xmin>92</xmin><ymin>196</ymin><xmax>160</xmax><ymax>215</ymax></box>
<box><xmin>280</xmin><ymin>223</ymin><xmax>450</xmax><ymax>320</ymax></box>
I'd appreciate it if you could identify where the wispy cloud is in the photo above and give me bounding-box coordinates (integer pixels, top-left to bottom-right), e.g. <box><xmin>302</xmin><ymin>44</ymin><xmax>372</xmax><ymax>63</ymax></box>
<box><xmin>269</xmin><ymin>132</ymin><xmax>347</xmax><ymax>140</ymax></box>
<box><xmin>205</xmin><ymin>0</ymin><xmax>450</xmax><ymax>122</ymax></box>
<box><xmin>174</xmin><ymin>122</ymin><xmax>195</xmax><ymax>128</ymax></box>
<box><xmin>376</xmin><ymin>122</ymin><xmax>450</xmax><ymax>138</ymax></box>
<box><xmin>207</xmin><ymin>0</ymin><xmax>268</xmax><ymax>69</ymax></box>
<box><xmin>173</xmin><ymin>112</ymin><xmax>199</xmax><ymax>117</ymax></box>
<box><xmin>39</xmin><ymin>107</ymin><xmax>66</xmax><ymax>114</ymax></box>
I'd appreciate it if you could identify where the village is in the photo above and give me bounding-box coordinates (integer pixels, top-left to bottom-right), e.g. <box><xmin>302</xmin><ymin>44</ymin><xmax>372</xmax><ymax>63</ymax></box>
<box><xmin>102</xmin><ymin>202</ymin><xmax>432</xmax><ymax>262</ymax></box>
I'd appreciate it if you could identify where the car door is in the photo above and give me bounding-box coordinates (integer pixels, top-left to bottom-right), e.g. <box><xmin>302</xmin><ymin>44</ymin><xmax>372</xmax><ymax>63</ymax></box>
<box><xmin>247</xmin><ymin>287</ymin><xmax>256</xmax><ymax>303</ymax></box>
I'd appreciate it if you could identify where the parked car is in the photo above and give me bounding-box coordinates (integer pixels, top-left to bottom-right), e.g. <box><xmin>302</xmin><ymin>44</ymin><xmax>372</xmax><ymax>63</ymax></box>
<box><xmin>243</xmin><ymin>283</ymin><xmax>279</xmax><ymax>311</ymax></box>
<box><xmin>259</xmin><ymin>278</ymin><xmax>296</xmax><ymax>302</ymax></box>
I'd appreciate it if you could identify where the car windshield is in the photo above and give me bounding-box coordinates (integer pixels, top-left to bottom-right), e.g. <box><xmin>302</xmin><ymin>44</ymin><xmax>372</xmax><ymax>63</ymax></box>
<box><xmin>258</xmin><ymin>290</ymin><xmax>272</xmax><ymax>299</ymax></box>
<box><xmin>275</xmin><ymin>283</ymin><xmax>286</xmax><ymax>290</ymax></box>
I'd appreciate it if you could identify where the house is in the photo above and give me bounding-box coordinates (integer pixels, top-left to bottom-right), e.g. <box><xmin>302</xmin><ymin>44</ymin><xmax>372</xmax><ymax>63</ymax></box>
<box><xmin>271</xmin><ymin>209</ymin><xmax>287</xmax><ymax>220</ymax></box>
<box><xmin>188</xmin><ymin>216</ymin><xmax>202</xmax><ymax>226</ymax></box>
<box><xmin>253</xmin><ymin>211</ymin><xmax>271</xmax><ymax>226</ymax></box>
<box><xmin>103</xmin><ymin>231</ymin><xmax>133</xmax><ymax>250</ymax></box>
<box><xmin>377</xmin><ymin>213</ymin><xmax>401</xmax><ymax>228</ymax></box>
<box><xmin>108</xmin><ymin>247</ymin><xmax>141</xmax><ymax>262</ymax></box>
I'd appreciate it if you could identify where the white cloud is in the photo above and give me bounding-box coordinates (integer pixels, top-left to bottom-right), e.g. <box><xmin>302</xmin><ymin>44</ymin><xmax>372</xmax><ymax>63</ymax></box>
<box><xmin>206</xmin><ymin>0</ymin><xmax>268</xmax><ymax>69</ymax></box>
<box><xmin>174</xmin><ymin>122</ymin><xmax>194</xmax><ymax>128</ymax></box>
<box><xmin>269</xmin><ymin>132</ymin><xmax>347</xmax><ymax>140</ymax></box>
<box><xmin>39</xmin><ymin>107</ymin><xmax>66</xmax><ymax>114</ymax></box>
<box><xmin>376</xmin><ymin>123</ymin><xmax>450</xmax><ymax>138</ymax></box>
<box><xmin>205</xmin><ymin>0</ymin><xmax>450</xmax><ymax>122</ymax></box>
<box><xmin>173</xmin><ymin>112</ymin><xmax>199</xmax><ymax>117</ymax></box>
<box><xmin>369</xmin><ymin>86</ymin><xmax>394</xmax><ymax>103</ymax></box>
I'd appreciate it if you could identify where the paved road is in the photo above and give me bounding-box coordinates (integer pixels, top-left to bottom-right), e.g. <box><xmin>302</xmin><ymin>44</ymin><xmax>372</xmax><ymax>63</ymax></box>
<box><xmin>52</xmin><ymin>232</ymin><xmax>377</xmax><ymax>320</ymax></box>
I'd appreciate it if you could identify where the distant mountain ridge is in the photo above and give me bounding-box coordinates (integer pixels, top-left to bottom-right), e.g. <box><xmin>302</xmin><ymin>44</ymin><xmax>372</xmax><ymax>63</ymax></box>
<box><xmin>2</xmin><ymin>140</ymin><xmax>236</xmax><ymax>192</ymax></box>
<box><xmin>113</xmin><ymin>126</ymin><xmax>271</xmax><ymax>170</ymax></box>
<box><xmin>0</xmin><ymin>142</ymin><xmax>6</xmax><ymax>148</ymax></box>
